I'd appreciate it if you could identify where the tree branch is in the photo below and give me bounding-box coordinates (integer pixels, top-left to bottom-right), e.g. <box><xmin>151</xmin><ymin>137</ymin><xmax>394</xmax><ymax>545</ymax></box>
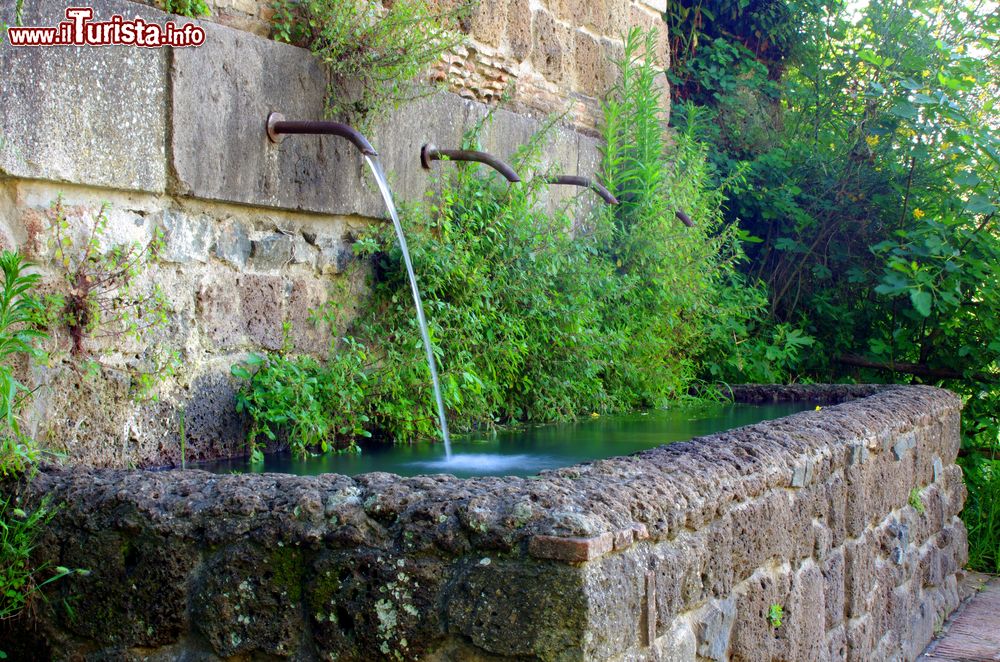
<box><xmin>837</xmin><ymin>353</ymin><xmax>999</xmax><ymax>383</ymax></box>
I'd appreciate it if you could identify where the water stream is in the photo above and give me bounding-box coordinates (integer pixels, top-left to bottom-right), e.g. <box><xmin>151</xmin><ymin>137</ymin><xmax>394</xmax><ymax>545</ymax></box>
<box><xmin>365</xmin><ymin>156</ymin><xmax>452</xmax><ymax>458</ymax></box>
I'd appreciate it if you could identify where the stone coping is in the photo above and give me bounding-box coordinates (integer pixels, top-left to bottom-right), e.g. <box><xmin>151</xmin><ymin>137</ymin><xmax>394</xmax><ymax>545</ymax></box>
<box><xmin>22</xmin><ymin>384</ymin><xmax>959</xmax><ymax>565</ymax></box>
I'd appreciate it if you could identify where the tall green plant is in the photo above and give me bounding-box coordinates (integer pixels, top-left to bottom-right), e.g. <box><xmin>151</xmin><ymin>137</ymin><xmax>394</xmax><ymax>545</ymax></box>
<box><xmin>0</xmin><ymin>252</ymin><xmax>45</xmax><ymax>476</ymax></box>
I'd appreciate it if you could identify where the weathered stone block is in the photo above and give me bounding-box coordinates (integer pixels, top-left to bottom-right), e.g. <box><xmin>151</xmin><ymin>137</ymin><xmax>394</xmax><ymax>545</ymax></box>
<box><xmin>826</xmin><ymin>623</ymin><xmax>847</xmax><ymax>662</ymax></box>
<box><xmin>528</xmin><ymin>532</ymin><xmax>613</xmax><ymax>562</ymax></box>
<box><xmin>179</xmin><ymin>370</ymin><xmax>247</xmax><ymax>462</ymax></box>
<box><xmin>826</xmin><ymin>471</ymin><xmax>848</xmax><ymax>548</ymax></box>
<box><xmin>844</xmin><ymin>534</ymin><xmax>876</xmax><ymax>619</ymax></box>
<box><xmin>193</xmin><ymin>543</ymin><xmax>304</xmax><ymax>657</ymax></box>
<box><xmin>846</xmin><ymin>614</ymin><xmax>876</xmax><ymax>662</ymax></box>
<box><xmin>197</xmin><ymin>274</ymin><xmax>243</xmax><ymax>348</ymax></box>
<box><xmin>0</xmin><ymin>0</ymin><xmax>168</xmax><ymax>193</ymax></box>
<box><xmin>447</xmin><ymin>559</ymin><xmax>587</xmax><ymax>658</ymax></box>
<box><xmin>729</xmin><ymin>567</ymin><xmax>792</xmax><ymax>662</ymax></box>
<box><xmin>650</xmin><ymin>616</ymin><xmax>698</xmax><ymax>662</ymax></box>
<box><xmin>170</xmin><ymin>20</ymin><xmax>382</xmax><ymax>217</ymax></box>
<box><xmin>573</xmin><ymin>30</ymin><xmax>610</xmax><ymax>97</ymax></box>
<box><xmin>287</xmin><ymin>277</ymin><xmax>331</xmax><ymax>356</ymax></box>
<box><xmin>38</xmin><ymin>529</ymin><xmax>197</xmax><ymax>649</ymax></box>
<box><xmin>531</xmin><ymin>9</ymin><xmax>569</xmax><ymax>83</ymax></box>
<box><xmin>730</xmin><ymin>491</ymin><xmax>794</xmax><ymax>579</ymax></box>
<box><xmin>161</xmin><ymin>210</ymin><xmax>214</xmax><ymax>263</ymax></box>
<box><xmin>239</xmin><ymin>273</ymin><xmax>285</xmax><ymax>350</ymax></box>
<box><xmin>467</xmin><ymin>0</ymin><xmax>508</xmax><ymax>48</ymax></box>
<box><xmin>785</xmin><ymin>562</ymin><xmax>826</xmax><ymax>662</ymax></box>
<box><xmin>652</xmin><ymin>534</ymin><xmax>708</xmax><ymax>626</ymax></box>
<box><xmin>307</xmin><ymin>550</ymin><xmax>448</xmax><ymax>660</ymax></box>
<box><xmin>249</xmin><ymin>232</ymin><xmax>295</xmax><ymax>270</ymax></box>
<box><xmin>508</xmin><ymin>0</ymin><xmax>533</xmax><ymax>61</ymax></box>
<box><xmin>822</xmin><ymin>547</ymin><xmax>846</xmax><ymax>629</ymax></box>
<box><xmin>214</xmin><ymin>219</ymin><xmax>252</xmax><ymax>268</ymax></box>
<box><xmin>892</xmin><ymin>431</ymin><xmax>917</xmax><ymax>459</ymax></box>
<box><xmin>695</xmin><ymin>597</ymin><xmax>736</xmax><ymax>661</ymax></box>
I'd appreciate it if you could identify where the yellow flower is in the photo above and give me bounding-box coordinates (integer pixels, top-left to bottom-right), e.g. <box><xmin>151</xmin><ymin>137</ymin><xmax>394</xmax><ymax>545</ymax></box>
<box><xmin>913</xmin><ymin>208</ymin><xmax>926</xmax><ymax>219</ymax></box>
<box><xmin>865</xmin><ymin>135</ymin><xmax>880</xmax><ymax>148</ymax></box>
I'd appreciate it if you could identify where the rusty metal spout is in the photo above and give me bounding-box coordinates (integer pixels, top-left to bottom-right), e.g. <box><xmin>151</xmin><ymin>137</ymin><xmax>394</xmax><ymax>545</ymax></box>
<box><xmin>420</xmin><ymin>144</ymin><xmax>521</xmax><ymax>183</ymax></box>
<box><xmin>546</xmin><ymin>175</ymin><xmax>618</xmax><ymax>205</ymax></box>
<box><xmin>266</xmin><ymin>112</ymin><xmax>377</xmax><ymax>157</ymax></box>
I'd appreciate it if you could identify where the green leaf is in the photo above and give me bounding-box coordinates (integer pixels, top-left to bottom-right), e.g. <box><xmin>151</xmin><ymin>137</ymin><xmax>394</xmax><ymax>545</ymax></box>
<box><xmin>966</xmin><ymin>195</ymin><xmax>997</xmax><ymax>215</ymax></box>
<box><xmin>910</xmin><ymin>290</ymin><xmax>933</xmax><ymax>317</ymax></box>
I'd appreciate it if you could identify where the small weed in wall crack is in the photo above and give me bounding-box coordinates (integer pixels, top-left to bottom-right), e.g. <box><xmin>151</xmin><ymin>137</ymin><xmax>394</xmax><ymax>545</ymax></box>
<box><xmin>41</xmin><ymin>197</ymin><xmax>179</xmax><ymax>401</ymax></box>
<box><xmin>767</xmin><ymin>603</ymin><xmax>784</xmax><ymax>628</ymax></box>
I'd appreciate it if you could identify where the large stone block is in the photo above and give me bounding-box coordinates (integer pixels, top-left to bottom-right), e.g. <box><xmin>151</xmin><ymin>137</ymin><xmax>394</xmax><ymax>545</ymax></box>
<box><xmin>784</xmin><ymin>562</ymin><xmax>826</xmax><ymax>662</ymax></box>
<box><xmin>447</xmin><ymin>559</ymin><xmax>588</xmax><ymax>658</ymax></box>
<box><xmin>729</xmin><ymin>566</ymin><xmax>792</xmax><ymax>662</ymax></box>
<box><xmin>729</xmin><ymin>491</ymin><xmax>795</xmax><ymax>580</ymax></box>
<box><xmin>844</xmin><ymin>534</ymin><xmax>877</xmax><ymax>619</ymax></box>
<box><xmin>170</xmin><ymin>20</ymin><xmax>384</xmax><ymax>217</ymax></box>
<box><xmin>0</xmin><ymin>0</ymin><xmax>168</xmax><ymax>192</ymax></box>
<box><xmin>531</xmin><ymin>8</ymin><xmax>571</xmax><ymax>83</ymax></box>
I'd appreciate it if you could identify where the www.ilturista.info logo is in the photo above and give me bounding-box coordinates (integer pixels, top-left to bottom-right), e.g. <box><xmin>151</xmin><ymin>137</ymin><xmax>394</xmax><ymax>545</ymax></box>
<box><xmin>6</xmin><ymin>7</ymin><xmax>206</xmax><ymax>47</ymax></box>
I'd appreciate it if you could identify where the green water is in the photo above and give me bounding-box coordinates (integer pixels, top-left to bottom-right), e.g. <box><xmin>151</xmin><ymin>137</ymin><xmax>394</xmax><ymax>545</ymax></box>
<box><xmin>200</xmin><ymin>402</ymin><xmax>812</xmax><ymax>478</ymax></box>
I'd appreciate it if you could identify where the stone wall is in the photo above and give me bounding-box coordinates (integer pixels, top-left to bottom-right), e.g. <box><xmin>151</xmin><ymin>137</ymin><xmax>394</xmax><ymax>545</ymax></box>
<box><xmin>129</xmin><ymin>0</ymin><xmax>670</xmax><ymax>132</ymax></box>
<box><xmin>0</xmin><ymin>0</ymin><xmax>626</xmax><ymax>467</ymax></box>
<box><xmin>3</xmin><ymin>386</ymin><xmax>968</xmax><ymax>660</ymax></box>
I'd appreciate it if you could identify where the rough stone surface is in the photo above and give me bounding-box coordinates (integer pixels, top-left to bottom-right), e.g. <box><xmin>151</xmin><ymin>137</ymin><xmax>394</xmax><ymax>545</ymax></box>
<box><xmin>2</xmin><ymin>386</ymin><xmax>967</xmax><ymax>660</ymax></box>
<box><xmin>0</xmin><ymin>0</ymin><xmax>168</xmax><ymax>193</ymax></box>
<box><xmin>169</xmin><ymin>20</ymin><xmax>603</xmax><ymax>218</ymax></box>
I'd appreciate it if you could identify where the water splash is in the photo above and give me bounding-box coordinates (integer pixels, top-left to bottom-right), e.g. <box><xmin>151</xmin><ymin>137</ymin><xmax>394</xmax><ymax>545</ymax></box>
<box><xmin>409</xmin><ymin>454</ymin><xmax>562</xmax><ymax>475</ymax></box>
<box><xmin>364</xmin><ymin>156</ymin><xmax>452</xmax><ymax>458</ymax></box>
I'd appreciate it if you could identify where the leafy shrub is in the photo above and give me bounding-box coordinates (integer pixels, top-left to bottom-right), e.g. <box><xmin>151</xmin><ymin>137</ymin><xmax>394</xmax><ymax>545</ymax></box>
<box><xmin>670</xmin><ymin>0</ymin><xmax>999</xmax><ymax>568</ymax></box>
<box><xmin>161</xmin><ymin>0</ymin><xmax>209</xmax><ymax>17</ymax></box>
<box><xmin>233</xmin><ymin>336</ymin><xmax>370</xmax><ymax>462</ymax></box>
<box><xmin>271</xmin><ymin>0</ymin><xmax>467</xmax><ymax>127</ymax></box>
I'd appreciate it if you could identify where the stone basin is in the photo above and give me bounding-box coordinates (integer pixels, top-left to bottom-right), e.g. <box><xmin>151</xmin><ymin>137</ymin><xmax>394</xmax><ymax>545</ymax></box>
<box><xmin>2</xmin><ymin>385</ymin><xmax>968</xmax><ymax>661</ymax></box>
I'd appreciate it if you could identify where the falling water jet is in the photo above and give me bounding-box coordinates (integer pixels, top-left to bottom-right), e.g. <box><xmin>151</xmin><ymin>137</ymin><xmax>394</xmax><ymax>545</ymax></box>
<box><xmin>266</xmin><ymin>113</ymin><xmax>451</xmax><ymax>458</ymax></box>
<box><xmin>364</xmin><ymin>156</ymin><xmax>452</xmax><ymax>458</ymax></box>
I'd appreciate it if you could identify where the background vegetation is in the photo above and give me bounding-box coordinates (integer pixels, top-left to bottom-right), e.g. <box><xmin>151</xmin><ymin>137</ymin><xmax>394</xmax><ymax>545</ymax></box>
<box><xmin>667</xmin><ymin>0</ymin><xmax>998</xmax><ymax>570</ymax></box>
<box><xmin>233</xmin><ymin>28</ymin><xmax>783</xmax><ymax>459</ymax></box>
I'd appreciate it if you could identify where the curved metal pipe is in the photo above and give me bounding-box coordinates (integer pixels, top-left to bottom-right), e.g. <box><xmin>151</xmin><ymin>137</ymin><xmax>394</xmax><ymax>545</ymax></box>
<box><xmin>266</xmin><ymin>112</ymin><xmax>377</xmax><ymax>157</ymax></box>
<box><xmin>420</xmin><ymin>144</ymin><xmax>521</xmax><ymax>183</ymax></box>
<box><xmin>546</xmin><ymin>175</ymin><xmax>618</xmax><ymax>205</ymax></box>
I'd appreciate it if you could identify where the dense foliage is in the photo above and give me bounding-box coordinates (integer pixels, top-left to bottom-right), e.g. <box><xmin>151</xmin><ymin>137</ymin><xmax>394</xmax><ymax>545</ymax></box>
<box><xmin>234</xmin><ymin>28</ymin><xmax>773</xmax><ymax>457</ymax></box>
<box><xmin>670</xmin><ymin>0</ymin><xmax>999</xmax><ymax>569</ymax></box>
